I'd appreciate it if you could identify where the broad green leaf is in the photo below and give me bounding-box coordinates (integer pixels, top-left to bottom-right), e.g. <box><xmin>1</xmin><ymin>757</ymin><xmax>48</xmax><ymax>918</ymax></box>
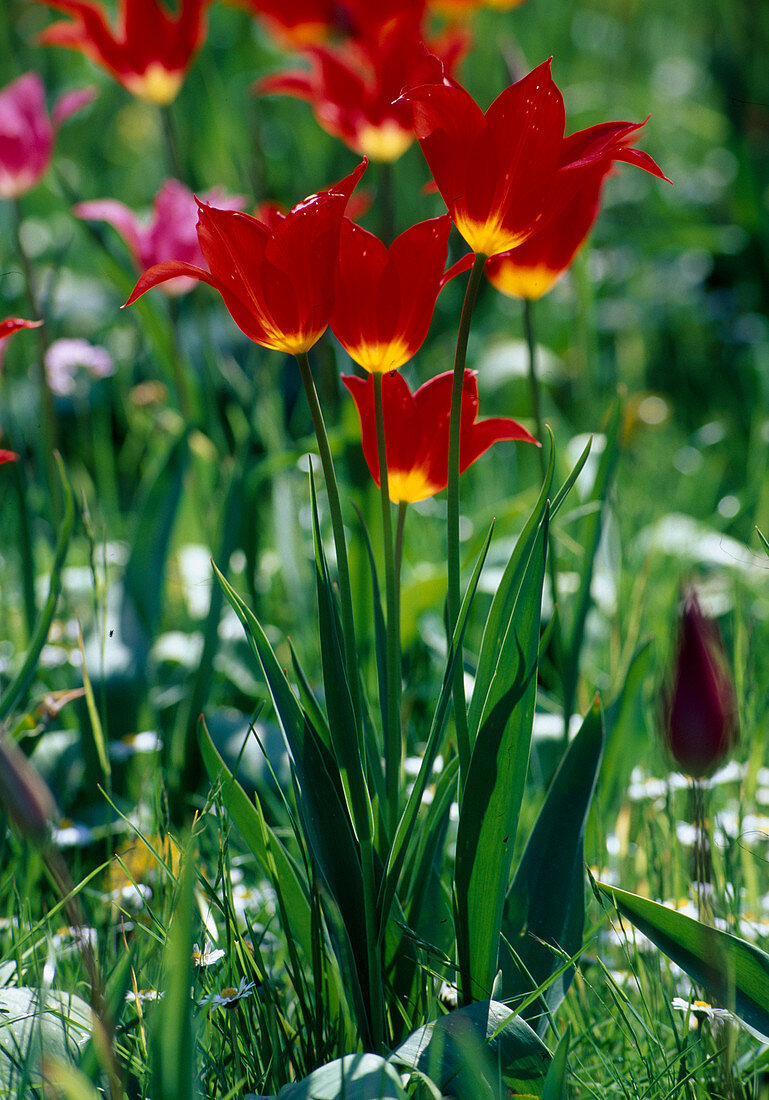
<box><xmin>252</xmin><ymin>1053</ymin><xmax>407</xmax><ymax>1100</ymax></box>
<box><xmin>541</xmin><ymin>1028</ymin><xmax>570</xmax><ymax>1100</ymax></box>
<box><xmin>0</xmin><ymin>455</ymin><xmax>74</xmax><ymax>723</ymax></box>
<box><xmin>199</xmin><ymin>718</ymin><xmax>312</xmax><ymax>960</ymax></box>
<box><xmin>503</xmin><ymin>698</ymin><xmax>604</xmax><ymax>1031</ymax></box>
<box><xmin>391</xmin><ymin>999</ymin><xmax>550</xmax><ymax>1098</ymax></box>
<box><xmin>455</xmin><ymin>505</ymin><xmax>549</xmax><ymax>1001</ymax></box>
<box><xmin>598</xmin><ymin>883</ymin><xmax>769</xmax><ymax>1041</ymax></box>
<box><xmin>0</xmin><ymin>987</ymin><xmax>91</xmax><ymax>1094</ymax></box>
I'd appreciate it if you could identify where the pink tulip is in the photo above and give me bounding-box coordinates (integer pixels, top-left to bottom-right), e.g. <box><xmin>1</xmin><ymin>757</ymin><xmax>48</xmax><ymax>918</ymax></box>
<box><xmin>75</xmin><ymin>178</ymin><xmax>246</xmax><ymax>295</ymax></box>
<box><xmin>0</xmin><ymin>73</ymin><xmax>95</xmax><ymax>199</ymax></box>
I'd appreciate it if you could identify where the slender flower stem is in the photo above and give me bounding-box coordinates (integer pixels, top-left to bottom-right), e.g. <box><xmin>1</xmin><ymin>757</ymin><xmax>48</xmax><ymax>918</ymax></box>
<box><xmin>160</xmin><ymin>103</ymin><xmax>185</xmax><ymax>182</ymax></box>
<box><xmin>373</xmin><ymin>372</ymin><xmax>402</xmax><ymax>832</ymax></box>
<box><xmin>12</xmin><ymin>198</ymin><xmax>60</xmax><ymax>518</ymax></box>
<box><xmin>294</xmin><ymin>351</ymin><xmax>361</xmax><ymax>726</ymax></box>
<box><xmin>395</xmin><ymin>502</ymin><xmax>407</xmax><ymax>610</ymax></box>
<box><xmin>447</xmin><ymin>252</ymin><xmax>486</xmax><ymax>785</ymax></box>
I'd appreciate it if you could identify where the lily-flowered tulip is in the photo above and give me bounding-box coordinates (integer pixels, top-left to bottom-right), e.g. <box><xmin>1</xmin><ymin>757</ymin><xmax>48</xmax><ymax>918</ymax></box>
<box><xmin>37</xmin><ymin>0</ymin><xmax>208</xmax><ymax>104</ymax></box>
<box><xmin>330</xmin><ymin>215</ymin><xmax>451</xmax><ymax>373</ymax></box>
<box><xmin>447</xmin><ymin>119</ymin><xmax>669</xmax><ymax>299</ymax></box>
<box><xmin>125</xmin><ymin>160</ymin><xmax>367</xmax><ymax>355</ymax></box>
<box><xmin>0</xmin><ymin>73</ymin><xmax>95</xmax><ymax>199</ymax></box>
<box><xmin>664</xmin><ymin>590</ymin><xmax>738</xmax><ymax>779</ymax></box>
<box><xmin>256</xmin><ymin>17</ymin><xmax>467</xmax><ymax>162</ymax></box>
<box><xmin>342</xmin><ymin>369</ymin><xmax>537</xmax><ymax>503</ymax></box>
<box><xmin>75</xmin><ymin>179</ymin><xmax>245</xmax><ymax>296</ymax></box>
<box><xmin>402</xmin><ymin>59</ymin><xmax>666</xmax><ymax>258</ymax></box>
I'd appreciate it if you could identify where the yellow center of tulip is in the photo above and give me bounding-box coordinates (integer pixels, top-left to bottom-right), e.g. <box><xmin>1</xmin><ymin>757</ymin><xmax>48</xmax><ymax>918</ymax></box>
<box><xmin>387</xmin><ymin>467</ymin><xmax>442</xmax><ymax>504</ymax></box>
<box><xmin>453</xmin><ymin>213</ymin><xmax>531</xmax><ymax>259</ymax></box>
<box><xmin>487</xmin><ymin>261</ymin><xmax>559</xmax><ymax>301</ymax></box>
<box><xmin>345</xmin><ymin>337</ymin><xmax>413</xmax><ymax>375</ymax></box>
<box><xmin>126</xmin><ymin>63</ymin><xmax>184</xmax><ymax>106</ymax></box>
<box><xmin>357</xmin><ymin>122</ymin><xmax>414</xmax><ymax>163</ymax></box>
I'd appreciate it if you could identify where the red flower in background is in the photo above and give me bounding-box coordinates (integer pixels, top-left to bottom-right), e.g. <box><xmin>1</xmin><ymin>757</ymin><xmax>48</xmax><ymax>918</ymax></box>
<box><xmin>330</xmin><ymin>215</ymin><xmax>451</xmax><ymax>373</ymax></box>
<box><xmin>75</xmin><ymin>179</ymin><xmax>246</xmax><ymax>296</ymax></box>
<box><xmin>664</xmin><ymin>590</ymin><xmax>738</xmax><ymax>779</ymax></box>
<box><xmin>429</xmin><ymin>0</ymin><xmax>526</xmax><ymax>15</ymax></box>
<box><xmin>124</xmin><ymin>160</ymin><xmax>367</xmax><ymax>355</ymax></box>
<box><xmin>0</xmin><ymin>450</ymin><xmax>18</xmax><ymax>465</ymax></box>
<box><xmin>342</xmin><ymin>369</ymin><xmax>537</xmax><ymax>503</ymax></box>
<box><xmin>0</xmin><ymin>318</ymin><xmax>44</xmax><ymax>344</ymax></box>
<box><xmin>256</xmin><ymin>16</ymin><xmax>468</xmax><ymax>162</ymax></box>
<box><xmin>0</xmin><ymin>73</ymin><xmax>95</xmax><ymax>199</ymax></box>
<box><xmin>242</xmin><ymin>0</ymin><xmax>426</xmax><ymax>47</ymax></box>
<box><xmin>36</xmin><ymin>0</ymin><xmax>209</xmax><ymax>104</ymax></box>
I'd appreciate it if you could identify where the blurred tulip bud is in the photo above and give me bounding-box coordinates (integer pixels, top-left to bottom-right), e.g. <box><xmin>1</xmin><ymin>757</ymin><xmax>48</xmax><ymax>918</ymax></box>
<box><xmin>664</xmin><ymin>590</ymin><xmax>738</xmax><ymax>778</ymax></box>
<box><xmin>0</xmin><ymin>733</ymin><xmax>59</xmax><ymax>844</ymax></box>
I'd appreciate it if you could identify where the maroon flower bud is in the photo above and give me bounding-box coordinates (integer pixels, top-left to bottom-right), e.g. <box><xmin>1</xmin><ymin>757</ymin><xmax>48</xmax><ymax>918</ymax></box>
<box><xmin>664</xmin><ymin>590</ymin><xmax>738</xmax><ymax>778</ymax></box>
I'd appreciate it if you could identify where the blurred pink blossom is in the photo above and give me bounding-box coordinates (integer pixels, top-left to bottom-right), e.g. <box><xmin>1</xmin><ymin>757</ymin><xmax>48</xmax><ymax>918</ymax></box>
<box><xmin>75</xmin><ymin>179</ymin><xmax>247</xmax><ymax>296</ymax></box>
<box><xmin>45</xmin><ymin>337</ymin><xmax>115</xmax><ymax>396</ymax></box>
<box><xmin>0</xmin><ymin>73</ymin><xmax>95</xmax><ymax>199</ymax></box>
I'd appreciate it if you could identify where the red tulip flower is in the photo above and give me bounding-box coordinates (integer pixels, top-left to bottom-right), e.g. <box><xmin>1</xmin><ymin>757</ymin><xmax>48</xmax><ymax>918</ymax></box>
<box><xmin>0</xmin><ymin>449</ymin><xmax>18</xmax><ymax>465</ymax></box>
<box><xmin>664</xmin><ymin>590</ymin><xmax>738</xmax><ymax>779</ymax></box>
<box><xmin>446</xmin><ymin>119</ymin><xmax>669</xmax><ymax>299</ymax></box>
<box><xmin>125</xmin><ymin>160</ymin><xmax>367</xmax><ymax>355</ymax></box>
<box><xmin>402</xmin><ymin>59</ymin><xmax>667</xmax><ymax>259</ymax></box>
<box><xmin>0</xmin><ymin>73</ymin><xmax>95</xmax><ymax>199</ymax></box>
<box><xmin>330</xmin><ymin>215</ymin><xmax>451</xmax><ymax>374</ymax></box>
<box><xmin>76</xmin><ymin>179</ymin><xmax>245</xmax><ymax>296</ymax></box>
<box><xmin>343</xmin><ymin>369</ymin><xmax>537</xmax><ymax>503</ymax></box>
<box><xmin>240</xmin><ymin>0</ymin><xmax>346</xmax><ymax>47</ymax></box>
<box><xmin>256</xmin><ymin>16</ymin><xmax>468</xmax><ymax>162</ymax></box>
<box><xmin>0</xmin><ymin>318</ymin><xmax>44</xmax><ymax>345</ymax></box>
<box><xmin>37</xmin><ymin>0</ymin><xmax>208</xmax><ymax>104</ymax></box>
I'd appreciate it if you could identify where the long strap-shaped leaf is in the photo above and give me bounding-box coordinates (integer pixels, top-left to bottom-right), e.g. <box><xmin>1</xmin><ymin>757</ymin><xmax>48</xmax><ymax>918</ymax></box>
<box><xmin>597</xmin><ymin>882</ymin><xmax>769</xmax><ymax>1041</ymax></box>
<box><xmin>455</xmin><ymin>504</ymin><xmax>549</xmax><ymax>1003</ymax></box>
<box><xmin>503</xmin><ymin>698</ymin><xmax>604</xmax><ymax>1030</ymax></box>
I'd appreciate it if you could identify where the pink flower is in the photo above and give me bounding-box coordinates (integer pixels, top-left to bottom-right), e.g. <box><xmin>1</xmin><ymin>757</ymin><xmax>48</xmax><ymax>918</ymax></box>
<box><xmin>75</xmin><ymin>178</ymin><xmax>246</xmax><ymax>295</ymax></box>
<box><xmin>0</xmin><ymin>73</ymin><xmax>95</xmax><ymax>199</ymax></box>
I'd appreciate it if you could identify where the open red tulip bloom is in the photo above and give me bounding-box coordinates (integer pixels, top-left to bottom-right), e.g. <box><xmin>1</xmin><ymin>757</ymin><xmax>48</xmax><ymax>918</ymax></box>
<box><xmin>402</xmin><ymin>59</ymin><xmax>668</xmax><ymax>258</ymax></box>
<box><xmin>330</xmin><ymin>215</ymin><xmax>451</xmax><ymax>373</ymax></box>
<box><xmin>37</xmin><ymin>0</ymin><xmax>208</xmax><ymax>104</ymax></box>
<box><xmin>256</xmin><ymin>16</ymin><xmax>467</xmax><ymax>162</ymax></box>
<box><xmin>0</xmin><ymin>73</ymin><xmax>95</xmax><ymax>199</ymax></box>
<box><xmin>124</xmin><ymin>160</ymin><xmax>367</xmax><ymax>355</ymax></box>
<box><xmin>343</xmin><ymin>369</ymin><xmax>537</xmax><ymax>504</ymax></box>
<box><xmin>76</xmin><ymin>179</ymin><xmax>245</xmax><ymax>296</ymax></box>
<box><xmin>664</xmin><ymin>590</ymin><xmax>738</xmax><ymax>779</ymax></box>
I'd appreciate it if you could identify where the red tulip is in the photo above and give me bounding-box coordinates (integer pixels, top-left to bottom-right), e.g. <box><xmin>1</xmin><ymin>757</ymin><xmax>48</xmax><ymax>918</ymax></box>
<box><xmin>37</xmin><ymin>0</ymin><xmax>209</xmax><ymax>104</ymax></box>
<box><xmin>342</xmin><ymin>369</ymin><xmax>537</xmax><ymax>503</ymax></box>
<box><xmin>256</xmin><ymin>16</ymin><xmax>467</xmax><ymax>162</ymax></box>
<box><xmin>243</xmin><ymin>0</ymin><xmax>426</xmax><ymax>47</ymax></box>
<box><xmin>445</xmin><ymin>119</ymin><xmax>670</xmax><ymax>299</ymax></box>
<box><xmin>0</xmin><ymin>318</ymin><xmax>44</xmax><ymax>344</ymax></box>
<box><xmin>0</xmin><ymin>450</ymin><xmax>18</xmax><ymax>464</ymax></box>
<box><xmin>75</xmin><ymin>179</ymin><xmax>245</xmax><ymax>296</ymax></box>
<box><xmin>0</xmin><ymin>73</ymin><xmax>95</xmax><ymax>199</ymax></box>
<box><xmin>124</xmin><ymin>160</ymin><xmax>367</xmax><ymax>355</ymax></box>
<box><xmin>330</xmin><ymin>215</ymin><xmax>451</xmax><ymax>374</ymax></box>
<box><xmin>401</xmin><ymin>60</ymin><xmax>667</xmax><ymax>258</ymax></box>
<box><xmin>664</xmin><ymin>590</ymin><xmax>738</xmax><ymax>779</ymax></box>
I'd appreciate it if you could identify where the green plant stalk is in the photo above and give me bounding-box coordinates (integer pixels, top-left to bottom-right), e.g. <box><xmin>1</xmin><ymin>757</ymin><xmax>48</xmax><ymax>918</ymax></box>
<box><xmin>294</xmin><ymin>351</ymin><xmax>361</xmax><ymax>727</ymax></box>
<box><xmin>373</xmin><ymin>372</ymin><xmax>402</xmax><ymax>834</ymax></box>
<box><xmin>11</xmin><ymin>197</ymin><xmax>60</xmax><ymax>517</ymax></box>
<box><xmin>168</xmin><ymin>296</ymin><xmax>196</xmax><ymax>424</ymax></box>
<box><xmin>447</xmin><ymin>252</ymin><xmax>486</xmax><ymax>784</ymax></box>
<box><xmin>160</xmin><ymin>102</ymin><xmax>185</xmax><ymax>182</ymax></box>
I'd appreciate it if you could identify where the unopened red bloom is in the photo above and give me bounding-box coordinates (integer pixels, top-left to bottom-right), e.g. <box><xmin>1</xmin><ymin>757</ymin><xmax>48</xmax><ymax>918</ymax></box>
<box><xmin>76</xmin><ymin>179</ymin><xmax>245</xmax><ymax>296</ymax></box>
<box><xmin>256</xmin><ymin>16</ymin><xmax>467</xmax><ymax>162</ymax></box>
<box><xmin>402</xmin><ymin>60</ymin><xmax>666</xmax><ymax>259</ymax></box>
<box><xmin>343</xmin><ymin>369</ymin><xmax>537</xmax><ymax>503</ymax></box>
<box><xmin>0</xmin><ymin>73</ymin><xmax>94</xmax><ymax>199</ymax></box>
<box><xmin>37</xmin><ymin>0</ymin><xmax>208</xmax><ymax>104</ymax></box>
<box><xmin>330</xmin><ymin>215</ymin><xmax>451</xmax><ymax>374</ymax></box>
<box><xmin>664</xmin><ymin>590</ymin><xmax>737</xmax><ymax>779</ymax></box>
<box><xmin>448</xmin><ymin>119</ymin><xmax>669</xmax><ymax>299</ymax></box>
<box><xmin>125</xmin><ymin>161</ymin><xmax>367</xmax><ymax>354</ymax></box>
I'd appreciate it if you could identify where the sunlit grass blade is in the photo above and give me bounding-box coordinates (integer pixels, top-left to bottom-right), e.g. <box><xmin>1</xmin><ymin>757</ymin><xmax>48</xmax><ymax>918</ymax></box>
<box><xmin>503</xmin><ymin>697</ymin><xmax>604</xmax><ymax>1029</ymax></box>
<box><xmin>455</xmin><ymin>504</ymin><xmax>549</xmax><ymax>1002</ymax></box>
<box><xmin>597</xmin><ymin>882</ymin><xmax>769</xmax><ymax>1041</ymax></box>
<box><xmin>541</xmin><ymin>1027</ymin><xmax>570</xmax><ymax>1100</ymax></box>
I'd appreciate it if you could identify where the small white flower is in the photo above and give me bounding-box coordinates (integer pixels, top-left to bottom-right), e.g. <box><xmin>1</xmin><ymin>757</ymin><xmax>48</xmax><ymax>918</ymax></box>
<box><xmin>192</xmin><ymin>942</ymin><xmax>226</xmax><ymax>967</ymax></box>
<box><xmin>672</xmin><ymin>997</ymin><xmax>734</xmax><ymax>1023</ymax></box>
<box><xmin>200</xmin><ymin>977</ymin><xmax>257</xmax><ymax>1008</ymax></box>
<box><xmin>126</xmin><ymin>989</ymin><xmax>164</xmax><ymax>1004</ymax></box>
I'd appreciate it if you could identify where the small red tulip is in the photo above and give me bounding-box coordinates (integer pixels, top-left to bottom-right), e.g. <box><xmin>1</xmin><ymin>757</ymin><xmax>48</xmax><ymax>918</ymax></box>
<box><xmin>330</xmin><ymin>215</ymin><xmax>451</xmax><ymax>374</ymax></box>
<box><xmin>256</xmin><ymin>16</ymin><xmax>467</xmax><ymax>163</ymax></box>
<box><xmin>37</xmin><ymin>0</ymin><xmax>209</xmax><ymax>104</ymax></box>
<box><xmin>342</xmin><ymin>368</ymin><xmax>537</xmax><ymax>504</ymax></box>
<box><xmin>664</xmin><ymin>590</ymin><xmax>738</xmax><ymax>779</ymax></box>
<box><xmin>0</xmin><ymin>73</ymin><xmax>95</xmax><ymax>199</ymax></box>
<box><xmin>75</xmin><ymin>179</ymin><xmax>246</xmax><ymax>296</ymax></box>
<box><xmin>124</xmin><ymin>160</ymin><xmax>367</xmax><ymax>355</ymax></box>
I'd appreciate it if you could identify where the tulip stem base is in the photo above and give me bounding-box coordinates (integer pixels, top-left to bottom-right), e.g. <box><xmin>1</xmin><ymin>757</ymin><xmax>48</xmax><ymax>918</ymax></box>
<box><xmin>447</xmin><ymin>252</ymin><xmax>486</xmax><ymax>785</ymax></box>
<box><xmin>373</xmin><ymin>372</ymin><xmax>402</xmax><ymax>833</ymax></box>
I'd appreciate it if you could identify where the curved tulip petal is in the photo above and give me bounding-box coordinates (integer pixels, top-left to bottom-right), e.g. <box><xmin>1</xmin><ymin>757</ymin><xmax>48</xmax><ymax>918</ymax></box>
<box><xmin>123</xmin><ymin>260</ymin><xmax>219</xmax><ymax>307</ymax></box>
<box><xmin>0</xmin><ymin>449</ymin><xmax>19</xmax><ymax>465</ymax></box>
<box><xmin>51</xmin><ymin>85</ymin><xmax>97</xmax><ymax>127</ymax></box>
<box><xmin>0</xmin><ymin>318</ymin><xmax>44</xmax><ymax>342</ymax></box>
